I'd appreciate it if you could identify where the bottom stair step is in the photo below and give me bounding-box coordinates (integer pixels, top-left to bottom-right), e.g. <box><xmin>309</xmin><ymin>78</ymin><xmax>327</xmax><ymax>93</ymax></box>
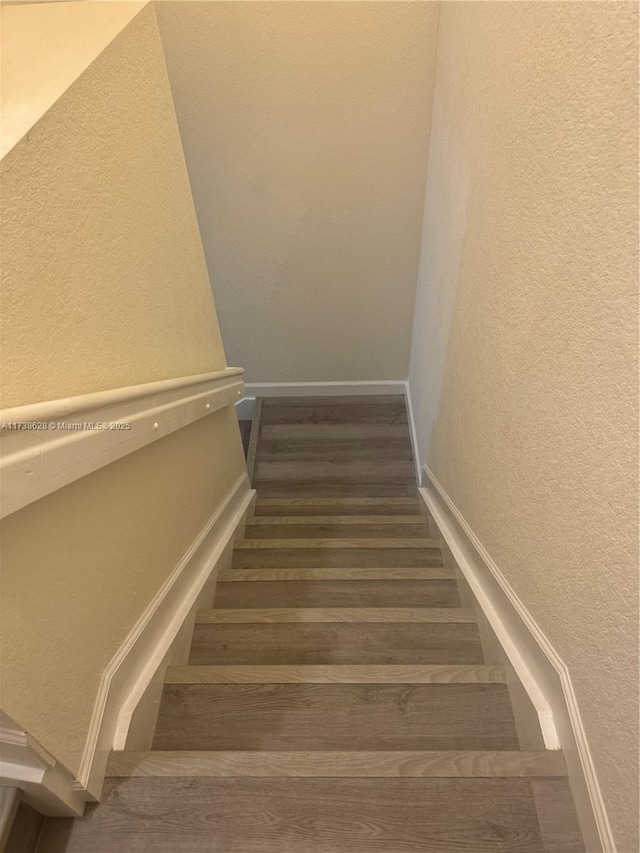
<box><xmin>107</xmin><ymin>749</ymin><xmax>567</xmax><ymax>778</ymax></box>
<box><xmin>38</xmin><ymin>775</ymin><xmax>583</xmax><ymax>853</ymax></box>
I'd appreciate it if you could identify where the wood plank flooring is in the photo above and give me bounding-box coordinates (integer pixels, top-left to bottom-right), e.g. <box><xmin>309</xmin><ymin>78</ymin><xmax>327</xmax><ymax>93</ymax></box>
<box><xmin>253</xmin><ymin>396</ymin><xmax>417</xmax><ymax>497</ymax></box>
<box><xmin>36</xmin><ymin>396</ymin><xmax>584</xmax><ymax>852</ymax></box>
<box><xmin>189</xmin><ymin>621</ymin><xmax>488</xmax><ymax>665</ymax></box>
<box><xmin>152</xmin><ymin>683</ymin><xmax>520</xmax><ymax>751</ymax></box>
<box><xmin>213</xmin><ymin>578</ymin><xmax>460</xmax><ymax>607</ymax></box>
<box><xmin>39</xmin><ymin>777</ymin><xmax>574</xmax><ymax>853</ymax></box>
<box><xmin>164</xmin><ymin>663</ymin><xmax>508</xmax><ymax>684</ymax></box>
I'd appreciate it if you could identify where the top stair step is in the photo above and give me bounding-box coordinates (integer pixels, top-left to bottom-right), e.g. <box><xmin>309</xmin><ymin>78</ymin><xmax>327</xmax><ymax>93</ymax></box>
<box><xmin>260</xmin><ymin>396</ymin><xmax>408</xmax><ymax>426</ymax></box>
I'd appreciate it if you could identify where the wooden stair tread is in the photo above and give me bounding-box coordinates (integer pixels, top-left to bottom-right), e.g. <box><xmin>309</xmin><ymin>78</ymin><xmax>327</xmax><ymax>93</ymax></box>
<box><xmin>254</xmin><ymin>461</ymin><xmax>416</xmax><ymax>479</ymax></box>
<box><xmin>152</xmin><ymin>682</ymin><xmax>518</xmax><ymax>751</ymax></box>
<box><xmin>256</xmin><ymin>437</ymin><xmax>414</xmax><ymax>461</ymax></box>
<box><xmin>39</xmin><ymin>776</ymin><xmax>581</xmax><ymax>853</ymax></box>
<box><xmin>260</xmin><ymin>400</ymin><xmax>409</xmax><ymax>427</ymax></box>
<box><xmin>165</xmin><ymin>664</ymin><xmax>507</xmax><ymax>683</ymax></box>
<box><xmin>108</xmin><ymin>750</ymin><xmax>567</xmax><ymax>778</ymax></box>
<box><xmin>197</xmin><ymin>607</ymin><xmax>476</xmax><ymax>623</ymax></box>
<box><xmin>234</xmin><ymin>537</ymin><xmax>437</xmax><ymax>549</ymax></box>
<box><xmin>245</xmin><ymin>523</ymin><xmax>431</xmax><ymax>538</ymax></box>
<box><xmin>189</xmin><ymin>622</ymin><xmax>486</xmax><ymax>666</ymax></box>
<box><xmin>232</xmin><ymin>548</ymin><xmax>443</xmax><ymax>570</ymax></box>
<box><xmin>255</xmin><ymin>482</ymin><xmax>418</xmax><ymax>497</ymax></box>
<box><xmin>218</xmin><ymin>567</ymin><xmax>455</xmax><ymax>580</ymax></box>
<box><xmin>254</xmin><ymin>497</ymin><xmax>421</xmax><ymax>515</ymax></box>
<box><xmin>256</xmin><ymin>498</ymin><xmax>419</xmax><ymax>506</ymax></box>
<box><xmin>257</xmin><ymin>496</ymin><xmax>419</xmax><ymax>502</ymax></box>
<box><xmin>261</xmin><ymin>423</ymin><xmax>411</xmax><ymax>438</ymax></box>
<box><xmin>248</xmin><ymin>515</ymin><xmax>427</xmax><ymax>524</ymax></box>
<box><xmin>213</xmin><ymin>579</ymin><xmax>459</xmax><ymax>608</ymax></box>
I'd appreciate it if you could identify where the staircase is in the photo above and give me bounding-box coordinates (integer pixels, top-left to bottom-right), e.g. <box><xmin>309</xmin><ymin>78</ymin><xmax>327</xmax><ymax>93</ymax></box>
<box><xmin>37</xmin><ymin>396</ymin><xmax>584</xmax><ymax>852</ymax></box>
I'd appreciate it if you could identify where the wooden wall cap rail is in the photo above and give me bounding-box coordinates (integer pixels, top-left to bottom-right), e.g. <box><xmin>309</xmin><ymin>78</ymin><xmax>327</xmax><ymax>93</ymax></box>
<box><xmin>0</xmin><ymin>367</ymin><xmax>244</xmax><ymax>423</ymax></box>
<box><xmin>0</xmin><ymin>368</ymin><xmax>245</xmax><ymax>519</ymax></box>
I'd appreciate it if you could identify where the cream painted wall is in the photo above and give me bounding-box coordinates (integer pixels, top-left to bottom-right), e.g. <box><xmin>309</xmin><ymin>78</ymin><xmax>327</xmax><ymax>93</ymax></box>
<box><xmin>0</xmin><ymin>0</ymin><xmax>146</xmax><ymax>158</ymax></box>
<box><xmin>408</xmin><ymin>3</ymin><xmax>638</xmax><ymax>849</ymax></box>
<box><xmin>0</xmin><ymin>2</ymin><xmax>227</xmax><ymax>409</ymax></box>
<box><xmin>0</xmin><ymin>3</ymin><xmax>246</xmax><ymax>775</ymax></box>
<box><xmin>0</xmin><ymin>409</ymin><xmax>242</xmax><ymax>774</ymax></box>
<box><xmin>155</xmin><ymin>1</ymin><xmax>439</xmax><ymax>383</ymax></box>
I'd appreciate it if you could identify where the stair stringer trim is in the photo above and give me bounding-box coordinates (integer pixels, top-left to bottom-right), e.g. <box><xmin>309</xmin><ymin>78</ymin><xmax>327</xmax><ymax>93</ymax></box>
<box><xmin>72</xmin><ymin>474</ymin><xmax>256</xmax><ymax>802</ymax></box>
<box><xmin>419</xmin><ymin>465</ymin><xmax>615</xmax><ymax>853</ymax></box>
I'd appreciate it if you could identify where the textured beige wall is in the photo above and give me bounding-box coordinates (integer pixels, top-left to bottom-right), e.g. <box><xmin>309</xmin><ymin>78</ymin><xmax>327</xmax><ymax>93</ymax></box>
<box><xmin>0</xmin><ymin>2</ymin><xmax>227</xmax><ymax>409</ymax></box>
<box><xmin>408</xmin><ymin>3</ymin><xmax>638</xmax><ymax>849</ymax></box>
<box><xmin>0</xmin><ymin>0</ymin><xmax>146</xmax><ymax>157</ymax></box>
<box><xmin>0</xmin><ymin>3</ymin><xmax>245</xmax><ymax>774</ymax></box>
<box><xmin>155</xmin><ymin>1</ymin><xmax>439</xmax><ymax>383</ymax></box>
<box><xmin>0</xmin><ymin>409</ymin><xmax>243</xmax><ymax>774</ymax></box>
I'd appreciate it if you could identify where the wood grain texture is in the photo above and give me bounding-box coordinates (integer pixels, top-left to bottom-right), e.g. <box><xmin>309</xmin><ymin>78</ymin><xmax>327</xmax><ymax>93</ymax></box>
<box><xmin>254</xmin><ymin>497</ymin><xmax>420</xmax><ymax>514</ymax></box>
<box><xmin>245</xmin><ymin>518</ymin><xmax>430</xmax><ymax>538</ymax></box>
<box><xmin>218</xmin><ymin>567</ymin><xmax>456</xmax><ymax>581</ymax></box>
<box><xmin>37</xmin><ymin>776</ymin><xmax>554</xmax><ymax>852</ymax></box>
<box><xmin>196</xmin><ymin>607</ymin><xmax>476</xmax><ymax>623</ymax></box>
<box><xmin>152</xmin><ymin>683</ymin><xmax>519</xmax><ymax>751</ymax></box>
<box><xmin>257</xmin><ymin>497</ymin><xmax>420</xmax><ymax>506</ymax></box>
<box><xmin>248</xmin><ymin>514</ymin><xmax>427</xmax><ymax>524</ymax></box>
<box><xmin>213</xmin><ymin>579</ymin><xmax>460</xmax><ymax>608</ymax></box>
<box><xmin>107</xmin><ymin>750</ymin><xmax>567</xmax><ymax>778</ymax></box>
<box><xmin>165</xmin><ymin>664</ymin><xmax>507</xmax><ymax>684</ymax></box>
<box><xmin>35</xmin><ymin>396</ymin><xmax>586</xmax><ymax>853</ymax></box>
<box><xmin>232</xmin><ymin>547</ymin><xmax>443</xmax><ymax>569</ymax></box>
<box><xmin>260</xmin><ymin>397</ymin><xmax>408</xmax><ymax>426</ymax></box>
<box><xmin>254</xmin><ymin>479</ymin><xmax>418</xmax><ymax>498</ymax></box>
<box><xmin>189</xmin><ymin>622</ymin><xmax>486</xmax><ymax>665</ymax></box>
<box><xmin>234</xmin><ymin>538</ymin><xmax>439</xmax><ymax>549</ymax></box>
<box><xmin>255</xmin><ymin>460</ymin><xmax>416</xmax><ymax>481</ymax></box>
<box><xmin>257</xmin><ymin>439</ymin><xmax>413</xmax><ymax>464</ymax></box>
<box><xmin>531</xmin><ymin>779</ymin><xmax>586</xmax><ymax>853</ymax></box>
<box><xmin>261</xmin><ymin>423</ymin><xmax>411</xmax><ymax>439</ymax></box>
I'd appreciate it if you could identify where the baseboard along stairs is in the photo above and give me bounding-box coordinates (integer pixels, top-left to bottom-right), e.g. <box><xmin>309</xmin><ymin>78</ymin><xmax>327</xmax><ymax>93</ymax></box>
<box><xmin>34</xmin><ymin>395</ymin><xmax>586</xmax><ymax>852</ymax></box>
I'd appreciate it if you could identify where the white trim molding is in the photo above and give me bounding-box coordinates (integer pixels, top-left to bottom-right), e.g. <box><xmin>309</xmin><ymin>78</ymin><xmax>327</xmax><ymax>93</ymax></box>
<box><xmin>403</xmin><ymin>382</ymin><xmax>422</xmax><ymax>486</ymax></box>
<box><xmin>235</xmin><ymin>397</ymin><xmax>255</xmax><ymax>421</ymax></box>
<box><xmin>242</xmin><ymin>380</ymin><xmax>406</xmax><ymax>399</ymax></box>
<box><xmin>0</xmin><ymin>712</ymin><xmax>84</xmax><ymax>817</ymax></box>
<box><xmin>0</xmin><ymin>368</ymin><xmax>244</xmax><ymax>519</ymax></box>
<box><xmin>420</xmin><ymin>465</ymin><xmax>615</xmax><ymax>853</ymax></box>
<box><xmin>73</xmin><ymin>474</ymin><xmax>255</xmax><ymax>800</ymax></box>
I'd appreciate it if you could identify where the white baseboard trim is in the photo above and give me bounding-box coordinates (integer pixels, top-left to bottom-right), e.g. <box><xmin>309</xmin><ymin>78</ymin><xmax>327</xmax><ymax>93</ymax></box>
<box><xmin>73</xmin><ymin>474</ymin><xmax>255</xmax><ymax>801</ymax></box>
<box><xmin>242</xmin><ymin>381</ymin><xmax>406</xmax><ymax>398</ymax></box>
<box><xmin>235</xmin><ymin>397</ymin><xmax>255</xmax><ymax>421</ymax></box>
<box><xmin>420</xmin><ymin>465</ymin><xmax>615</xmax><ymax>853</ymax></box>
<box><xmin>403</xmin><ymin>381</ymin><xmax>422</xmax><ymax>486</ymax></box>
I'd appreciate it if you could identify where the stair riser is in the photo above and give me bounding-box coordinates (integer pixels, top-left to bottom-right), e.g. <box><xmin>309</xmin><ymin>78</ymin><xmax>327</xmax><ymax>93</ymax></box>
<box><xmin>213</xmin><ymin>580</ymin><xmax>460</xmax><ymax>609</ymax></box>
